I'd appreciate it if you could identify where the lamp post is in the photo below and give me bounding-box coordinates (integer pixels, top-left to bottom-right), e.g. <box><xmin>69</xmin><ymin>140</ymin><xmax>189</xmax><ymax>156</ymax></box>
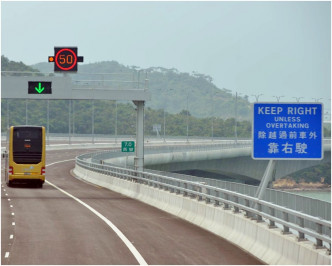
<box><xmin>251</xmin><ymin>93</ymin><xmax>263</xmax><ymax>102</ymax></box>
<box><xmin>25</xmin><ymin>99</ymin><xmax>28</xmax><ymax>125</ymax></box>
<box><xmin>234</xmin><ymin>91</ymin><xmax>242</xmax><ymax>144</ymax></box>
<box><xmin>312</xmin><ymin>98</ymin><xmax>323</xmax><ymax>102</ymax></box>
<box><xmin>47</xmin><ymin>100</ymin><xmax>50</xmax><ymax>145</ymax></box>
<box><xmin>163</xmin><ymin>88</ymin><xmax>173</xmax><ymax>142</ymax></box>
<box><xmin>292</xmin><ymin>97</ymin><xmax>303</xmax><ymax>102</ymax></box>
<box><xmin>115</xmin><ymin>100</ymin><xmax>118</xmax><ymax>144</ymax></box>
<box><xmin>211</xmin><ymin>91</ymin><xmax>223</xmax><ymax>141</ymax></box>
<box><xmin>273</xmin><ymin>95</ymin><xmax>285</xmax><ymax>102</ymax></box>
<box><xmin>186</xmin><ymin>91</ymin><xmax>189</xmax><ymax>142</ymax></box>
<box><xmin>91</xmin><ymin>98</ymin><xmax>95</xmax><ymax>144</ymax></box>
<box><xmin>6</xmin><ymin>100</ymin><xmax>9</xmax><ymax>129</ymax></box>
<box><xmin>324</xmin><ymin>112</ymin><xmax>330</xmax><ymax>123</ymax></box>
<box><xmin>186</xmin><ymin>88</ymin><xmax>194</xmax><ymax>142</ymax></box>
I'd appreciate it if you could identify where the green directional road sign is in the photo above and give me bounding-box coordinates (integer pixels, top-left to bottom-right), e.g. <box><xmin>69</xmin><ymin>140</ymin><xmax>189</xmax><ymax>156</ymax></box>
<box><xmin>28</xmin><ymin>81</ymin><xmax>52</xmax><ymax>94</ymax></box>
<box><xmin>121</xmin><ymin>141</ymin><xmax>135</xmax><ymax>152</ymax></box>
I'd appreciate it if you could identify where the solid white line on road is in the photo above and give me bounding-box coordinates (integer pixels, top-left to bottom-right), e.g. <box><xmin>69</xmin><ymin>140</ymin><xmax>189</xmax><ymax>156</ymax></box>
<box><xmin>46</xmin><ymin>160</ymin><xmax>148</xmax><ymax>265</ymax></box>
<box><xmin>46</xmin><ymin>159</ymin><xmax>76</xmax><ymax>167</ymax></box>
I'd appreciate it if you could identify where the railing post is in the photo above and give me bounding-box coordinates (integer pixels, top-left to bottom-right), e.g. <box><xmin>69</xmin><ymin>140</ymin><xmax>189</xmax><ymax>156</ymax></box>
<box><xmin>297</xmin><ymin>217</ymin><xmax>305</xmax><ymax>241</ymax></box>
<box><xmin>176</xmin><ymin>181</ymin><xmax>181</xmax><ymax>194</ymax></box>
<box><xmin>282</xmin><ymin>212</ymin><xmax>290</xmax><ymax>234</ymax></box>
<box><xmin>153</xmin><ymin>177</ymin><xmax>158</xmax><ymax>188</ymax></box>
<box><xmin>164</xmin><ymin>180</ymin><xmax>169</xmax><ymax>191</ymax></box>
<box><xmin>223</xmin><ymin>193</ymin><xmax>230</xmax><ymax>210</ymax></box>
<box><xmin>256</xmin><ymin>202</ymin><xmax>263</xmax><ymax>222</ymax></box>
<box><xmin>214</xmin><ymin>190</ymin><xmax>220</xmax><ymax>206</ymax></box>
<box><xmin>244</xmin><ymin>199</ymin><xmax>251</xmax><ymax>218</ymax></box>
<box><xmin>315</xmin><ymin>223</ymin><xmax>324</xmax><ymax>249</ymax></box>
<box><xmin>205</xmin><ymin>187</ymin><xmax>211</xmax><ymax>204</ymax></box>
<box><xmin>192</xmin><ymin>184</ymin><xmax>198</xmax><ymax>199</ymax></box>
<box><xmin>268</xmin><ymin>207</ymin><xmax>276</xmax><ymax>228</ymax></box>
<box><xmin>198</xmin><ymin>182</ymin><xmax>206</xmax><ymax>201</ymax></box>
<box><xmin>183</xmin><ymin>183</ymin><xmax>188</xmax><ymax>197</ymax></box>
<box><xmin>158</xmin><ymin>177</ymin><xmax>163</xmax><ymax>189</ymax></box>
<box><xmin>233</xmin><ymin>196</ymin><xmax>239</xmax><ymax>213</ymax></box>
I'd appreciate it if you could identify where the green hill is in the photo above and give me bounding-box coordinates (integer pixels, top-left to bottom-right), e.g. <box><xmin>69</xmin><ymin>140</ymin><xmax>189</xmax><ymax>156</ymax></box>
<box><xmin>1</xmin><ymin>55</ymin><xmax>40</xmax><ymax>75</ymax></box>
<box><xmin>32</xmin><ymin>60</ymin><xmax>252</xmax><ymax>120</ymax></box>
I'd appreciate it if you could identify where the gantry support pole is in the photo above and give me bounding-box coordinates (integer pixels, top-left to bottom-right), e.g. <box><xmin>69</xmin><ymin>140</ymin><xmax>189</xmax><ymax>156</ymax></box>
<box><xmin>133</xmin><ymin>100</ymin><xmax>145</xmax><ymax>172</ymax></box>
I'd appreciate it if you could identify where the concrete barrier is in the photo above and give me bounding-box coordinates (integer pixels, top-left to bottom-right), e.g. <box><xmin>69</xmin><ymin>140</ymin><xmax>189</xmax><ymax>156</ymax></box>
<box><xmin>73</xmin><ymin>164</ymin><xmax>331</xmax><ymax>265</ymax></box>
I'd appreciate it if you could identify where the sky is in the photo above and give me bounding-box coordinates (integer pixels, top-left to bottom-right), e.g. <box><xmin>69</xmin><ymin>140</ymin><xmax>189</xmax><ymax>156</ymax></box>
<box><xmin>1</xmin><ymin>1</ymin><xmax>331</xmax><ymax>111</ymax></box>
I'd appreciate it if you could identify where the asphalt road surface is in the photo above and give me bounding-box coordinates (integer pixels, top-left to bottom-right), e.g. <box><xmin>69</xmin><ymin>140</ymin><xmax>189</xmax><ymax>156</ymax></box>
<box><xmin>2</xmin><ymin>148</ymin><xmax>263</xmax><ymax>265</ymax></box>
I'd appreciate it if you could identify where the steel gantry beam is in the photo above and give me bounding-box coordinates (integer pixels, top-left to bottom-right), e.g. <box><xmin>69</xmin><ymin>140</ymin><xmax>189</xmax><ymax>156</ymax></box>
<box><xmin>1</xmin><ymin>74</ymin><xmax>151</xmax><ymax>172</ymax></box>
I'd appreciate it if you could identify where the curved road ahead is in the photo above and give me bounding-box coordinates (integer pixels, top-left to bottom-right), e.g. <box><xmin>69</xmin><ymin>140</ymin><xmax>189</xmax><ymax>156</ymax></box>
<box><xmin>2</xmin><ymin>148</ymin><xmax>262</xmax><ymax>264</ymax></box>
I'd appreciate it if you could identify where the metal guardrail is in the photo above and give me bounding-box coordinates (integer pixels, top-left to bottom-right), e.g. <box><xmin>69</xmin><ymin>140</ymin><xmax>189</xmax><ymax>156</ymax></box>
<box><xmin>76</xmin><ymin>154</ymin><xmax>331</xmax><ymax>252</ymax></box>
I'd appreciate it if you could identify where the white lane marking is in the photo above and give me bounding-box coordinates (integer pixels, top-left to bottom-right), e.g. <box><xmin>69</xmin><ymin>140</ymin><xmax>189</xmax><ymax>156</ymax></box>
<box><xmin>46</xmin><ymin>159</ymin><xmax>75</xmax><ymax>167</ymax></box>
<box><xmin>12</xmin><ymin>222</ymin><xmax>15</xmax><ymax>226</ymax></box>
<box><xmin>46</xmin><ymin>162</ymin><xmax>147</xmax><ymax>265</ymax></box>
<box><xmin>9</xmin><ymin>235</ymin><xmax>13</xmax><ymax>239</ymax></box>
<box><xmin>5</xmin><ymin>252</ymin><xmax>10</xmax><ymax>258</ymax></box>
<box><xmin>11</xmin><ymin>212</ymin><xmax>14</xmax><ymax>216</ymax></box>
<box><xmin>7</xmin><ymin>198</ymin><xmax>11</xmax><ymax>201</ymax></box>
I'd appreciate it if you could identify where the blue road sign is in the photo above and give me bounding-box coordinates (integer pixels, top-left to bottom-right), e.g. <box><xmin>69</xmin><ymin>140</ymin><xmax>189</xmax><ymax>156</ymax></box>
<box><xmin>252</xmin><ymin>102</ymin><xmax>323</xmax><ymax>160</ymax></box>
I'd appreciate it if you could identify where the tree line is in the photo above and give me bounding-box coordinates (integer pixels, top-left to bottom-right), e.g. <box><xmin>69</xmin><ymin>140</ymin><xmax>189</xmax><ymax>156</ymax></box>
<box><xmin>1</xmin><ymin>99</ymin><xmax>252</xmax><ymax>138</ymax></box>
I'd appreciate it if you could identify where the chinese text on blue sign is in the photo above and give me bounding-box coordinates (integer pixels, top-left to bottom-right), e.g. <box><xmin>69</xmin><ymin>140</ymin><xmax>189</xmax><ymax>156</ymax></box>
<box><xmin>252</xmin><ymin>103</ymin><xmax>323</xmax><ymax>160</ymax></box>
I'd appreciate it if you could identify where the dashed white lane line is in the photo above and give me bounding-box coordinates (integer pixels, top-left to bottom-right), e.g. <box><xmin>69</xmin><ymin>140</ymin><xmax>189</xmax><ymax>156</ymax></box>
<box><xmin>46</xmin><ymin>161</ymin><xmax>148</xmax><ymax>265</ymax></box>
<box><xmin>10</xmin><ymin>235</ymin><xmax>13</xmax><ymax>239</ymax></box>
<box><xmin>12</xmin><ymin>222</ymin><xmax>15</xmax><ymax>226</ymax></box>
<box><xmin>5</xmin><ymin>252</ymin><xmax>10</xmax><ymax>258</ymax></box>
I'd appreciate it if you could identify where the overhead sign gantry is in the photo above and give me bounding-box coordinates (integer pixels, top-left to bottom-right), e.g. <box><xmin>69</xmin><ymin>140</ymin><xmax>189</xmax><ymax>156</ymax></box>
<box><xmin>2</xmin><ymin>47</ymin><xmax>150</xmax><ymax>172</ymax></box>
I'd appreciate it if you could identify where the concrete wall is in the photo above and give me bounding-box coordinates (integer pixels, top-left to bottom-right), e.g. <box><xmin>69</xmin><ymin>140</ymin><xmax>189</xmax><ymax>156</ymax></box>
<box><xmin>74</xmin><ymin>164</ymin><xmax>331</xmax><ymax>265</ymax></box>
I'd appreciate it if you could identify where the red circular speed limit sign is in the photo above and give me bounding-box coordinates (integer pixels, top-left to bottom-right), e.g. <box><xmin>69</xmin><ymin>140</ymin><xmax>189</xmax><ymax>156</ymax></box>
<box><xmin>55</xmin><ymin>48</ymin><xmax>78</xmax><ymax>71</ymax></box>
<box><xmin>48</xmin><ymin>47</ymin><xmax>83</xmax><ymax>72</ymax></box>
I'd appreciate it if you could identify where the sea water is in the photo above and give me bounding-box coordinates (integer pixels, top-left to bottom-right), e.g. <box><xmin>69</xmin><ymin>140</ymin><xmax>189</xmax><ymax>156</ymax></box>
<box><xmin>289</xmin><ymin>190</ymin><xmax>331</xmax><ymax>202</ymax></box>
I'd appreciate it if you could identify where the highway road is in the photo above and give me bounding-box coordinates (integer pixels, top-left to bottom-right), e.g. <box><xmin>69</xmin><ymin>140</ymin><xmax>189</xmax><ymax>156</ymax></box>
<box><xmin>1</xmin><ymin>148</ymin><xmax>263</xmax><ymax>265</ymax></box>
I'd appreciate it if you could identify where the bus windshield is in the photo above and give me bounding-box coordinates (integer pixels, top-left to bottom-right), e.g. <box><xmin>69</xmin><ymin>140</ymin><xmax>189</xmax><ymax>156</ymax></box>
<box><xmin>13</xmin><ymin>127</ymin><xmax>42</xmax><ymax>164</ymax></box>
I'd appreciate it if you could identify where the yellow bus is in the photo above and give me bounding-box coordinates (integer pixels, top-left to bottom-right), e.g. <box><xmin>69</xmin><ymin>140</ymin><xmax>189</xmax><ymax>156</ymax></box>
<box><xmin>4</xmin><ymin>126</ymin><xmax>46</xmax><ymax>188</ymax></box>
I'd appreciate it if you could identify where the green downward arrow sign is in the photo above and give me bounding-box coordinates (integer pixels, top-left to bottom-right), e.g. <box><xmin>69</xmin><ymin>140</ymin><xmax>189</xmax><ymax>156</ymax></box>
<box><xmin>35</xmin><ymin>82</ymin><xmax>45</xmax><ymax>94</ymax></box>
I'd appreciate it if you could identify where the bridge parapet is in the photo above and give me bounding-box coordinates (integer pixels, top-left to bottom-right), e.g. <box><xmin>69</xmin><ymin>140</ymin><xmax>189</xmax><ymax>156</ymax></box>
<box><xmin>76</xmin><ymin>153</ymin><xmax>331</xmax><ymax>253</ymax></box>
